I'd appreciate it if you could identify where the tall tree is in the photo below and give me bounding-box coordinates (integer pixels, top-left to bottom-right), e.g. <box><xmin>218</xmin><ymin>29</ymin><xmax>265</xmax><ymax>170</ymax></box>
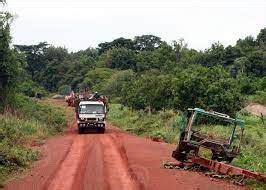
<box><xmin>98</xmin><ymin>37</ymin><xmax>134</xmax><ymax>54</ymax></box>
<box><xmin>105</xmin><ymin>48</ymin><xmax>137</xmax><ymax>70</ymax></box>
<box><xmin>133</xmin><ymin>35</ymin><xmax>162</xmax><ymax>51</ymax></box>
<box><xmin>202</xmin><ymin>42</ymin><xmax>225</xmax><ymax>66</ymax></box>
<box><xmin>39</xmin><ymin>46</ymin><xmax>68</xmax><ymax>91</ymax></box>
<box><xmin>0</xmin><ymin>3</ymin><xmax>22</xmax><ymax>110</ymax></box>
<box><xmin>236</xmin><ymin>36</ymin><xmax>257</xmax><ymax>56</ymax></box>
<box><xmin>172</xmin><ymin>38</ymin><xmax>187</xmax><ymax>63</ymax></box>
<box><xmin>14</xmin><ymin>42</ymin><xmax>49</xmax><ymax>81</ymax></box>
<box><xmin>257</xmin><ymin>28</ymin><xmax>266</xmax><ymax>49</ymax></box>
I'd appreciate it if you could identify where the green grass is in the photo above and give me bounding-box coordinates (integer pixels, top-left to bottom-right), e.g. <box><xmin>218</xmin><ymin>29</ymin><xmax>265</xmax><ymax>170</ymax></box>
<box><xmin>13</xmin><ymin>95</ymin><xmax>67</xmax><ymax>134</ymax></box>
<box><xmin>108</xmin><ymin>104</ymin><xmax>266</xmax><ymax>189</ymax></box>
<box><xmin>248</xmin><ymin>91</ymin><xmax>266</xmax><ymax>105</ymax></box>
<box><xmin>108</xmin><ymin>104</ymin><xmax>180</xmax><ymax>143</ymax></box>
<box><xmin>232</xmin><ymin>110</ymin><xmax>266</xmax><ymax>173</ymax></box>
<box><xmin>0</xmin><ymin>95</ymin><xmax>69</xmax><ymax>184</ymax></box>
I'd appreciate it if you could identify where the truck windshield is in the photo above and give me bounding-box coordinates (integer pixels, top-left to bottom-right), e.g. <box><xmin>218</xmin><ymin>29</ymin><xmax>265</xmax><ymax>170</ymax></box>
<box><xmin>79</xmin><ymin>104</ymin><xmax>104</xmax><ymax>114</ymax></box>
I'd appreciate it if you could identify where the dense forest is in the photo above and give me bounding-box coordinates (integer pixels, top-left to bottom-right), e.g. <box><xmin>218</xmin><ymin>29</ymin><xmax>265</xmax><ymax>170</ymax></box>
<box><xmin>1</xmin><ymin>3</ymin><xmax>265</xmax><ymax>116</ymax></box>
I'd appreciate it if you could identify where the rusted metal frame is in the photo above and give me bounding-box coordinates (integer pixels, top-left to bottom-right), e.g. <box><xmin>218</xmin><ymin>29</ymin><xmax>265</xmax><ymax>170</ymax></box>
<box><xmin>187</xmin><ymin>109</ymin><xmax>242</xmax><ymax>156</ymax></box>
<box><xmin>186</xmin><ymin>112</ymin><xmax>197</xmax><ymax>141</ymax></box>
<box><xmin>236</xmin><ymin>128</ymin><xmax>244</xmax><ymax>153</ymax></box>
<box><xmin>190</xmin><ymin>156</ymin><xmax>266</xmax><ymax>182</ymax></box>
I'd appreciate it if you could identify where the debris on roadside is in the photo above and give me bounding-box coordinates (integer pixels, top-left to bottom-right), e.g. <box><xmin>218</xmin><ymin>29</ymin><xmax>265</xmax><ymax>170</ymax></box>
<box><xmin>162</xmin><ymin>161</ymin><xmax>249</xmax><ymax>186</ymax></box>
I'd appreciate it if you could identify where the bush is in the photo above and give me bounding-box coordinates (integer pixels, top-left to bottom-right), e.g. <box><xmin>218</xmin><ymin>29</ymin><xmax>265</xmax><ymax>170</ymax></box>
<box><xmin>58</xmin><ymin>85</ymin><xmax>71</xmax><ymax>95</ymax></box>
<box><xmin>239</xmin><ymin>77</ymin><xmax>259</xmax><ymax>95</ymax></box>
<box><xmin>0</xmin><ymin>114</ymin><xmax>40</xmax><ymax>182</ymax></box>
<box><xmin>13</xmin><ymin>95</ymin><xmax>67</xmax><ymax>133</ymax></box>
<box><xmin>249</xmin><ymin>91</ymin><xmax>266</xmax><ymax>105</ymax></box>
<box><xmin>0</xmin><ymin>95</ymin><xmax>68</xmax><ymax>182</ymax></box>
<box><xmin>20</xmin><ymin>80</ymin><xmax>48</xmax><ymax>98</ymax></box>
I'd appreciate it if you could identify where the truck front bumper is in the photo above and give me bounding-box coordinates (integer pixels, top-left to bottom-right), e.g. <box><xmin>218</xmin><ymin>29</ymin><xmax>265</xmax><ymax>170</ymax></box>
<box><xmin>78</xmin><ymin>122</ymin><xmax>105</xmax><ymax>128</ymax></box>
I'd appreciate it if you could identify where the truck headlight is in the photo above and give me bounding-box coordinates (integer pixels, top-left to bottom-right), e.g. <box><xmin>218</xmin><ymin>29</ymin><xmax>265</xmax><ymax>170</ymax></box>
<box><xmin>98</xmin><ymin>118</ymin><xmax>105</xmax><ymax>121</ymax></box>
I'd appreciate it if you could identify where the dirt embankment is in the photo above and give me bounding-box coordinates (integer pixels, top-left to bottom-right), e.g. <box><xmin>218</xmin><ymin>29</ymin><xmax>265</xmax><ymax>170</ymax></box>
<box><xmin>245</xmin><ymin>103</ymin><xmax>266</xmax><ymax>117</ymax></box>
<box><xmin>4</xmin><ymin>122</ymin><xmax>247</xmax><ymax>190</ymax></box>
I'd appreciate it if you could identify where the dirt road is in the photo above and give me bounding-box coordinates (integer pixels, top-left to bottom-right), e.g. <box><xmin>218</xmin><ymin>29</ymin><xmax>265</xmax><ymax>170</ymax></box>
<box><xmin>4</xmin><ymin>122</ymin><xmax>247</xmax><ymax>190</ymax></box>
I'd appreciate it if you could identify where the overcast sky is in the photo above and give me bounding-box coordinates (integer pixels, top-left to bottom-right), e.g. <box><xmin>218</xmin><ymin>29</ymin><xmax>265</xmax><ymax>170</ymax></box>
<box><xmin>4</xmin><ymin>0</ymin><xmax>266</xmax><ymax>52</ymax></box>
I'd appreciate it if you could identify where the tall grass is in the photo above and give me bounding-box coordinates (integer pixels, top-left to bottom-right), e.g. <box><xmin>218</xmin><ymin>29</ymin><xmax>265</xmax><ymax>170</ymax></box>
<box><xmin>0</xmin><ymin>95</ymin><xmax>68</xmax><ymax>183</ymax></box>
<box><xmin>248</xmin><ymin>91</ymin><xmax>266</xmax><ymax>105</ymax></box>
<box><xmin>232</xmin><ymin>110</ymin><xmax>266</xmax><ymax>173</ymax></box>
<box><xmin>108</xmin><ymin>104</ymin><xmax>180</xmax><ymax>143</ymax></box>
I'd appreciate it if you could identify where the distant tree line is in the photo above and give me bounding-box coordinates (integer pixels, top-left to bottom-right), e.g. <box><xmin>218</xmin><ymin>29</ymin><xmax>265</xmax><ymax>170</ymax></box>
<box><xmin>1</xmin><ymin>8</ymin><xmax>265</xmax><ymax>116</ymax></box>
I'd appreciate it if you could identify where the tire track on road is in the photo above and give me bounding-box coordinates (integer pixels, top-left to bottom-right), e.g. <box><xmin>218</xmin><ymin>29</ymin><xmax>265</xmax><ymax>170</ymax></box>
<box><xmin>101</xmin><ymin>134</ymin><xmax>140</xmax><ymax>190</ymax></box>
<box><xmin>46</xmin><ymin>135</ymin><xmax>88</xmax><ymax>190</ymax></box>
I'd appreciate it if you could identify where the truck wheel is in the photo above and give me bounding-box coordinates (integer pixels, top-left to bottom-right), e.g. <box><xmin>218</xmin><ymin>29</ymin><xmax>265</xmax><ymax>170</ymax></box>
<box><xmin>99</xmin><ymin>128</ymin><xmax>105</xmax><ymax>134</ymax></box>
<box><xmin>78</xmin><ymin>127</ymin><xmax>83</xmax><ymax>134</ymax></box>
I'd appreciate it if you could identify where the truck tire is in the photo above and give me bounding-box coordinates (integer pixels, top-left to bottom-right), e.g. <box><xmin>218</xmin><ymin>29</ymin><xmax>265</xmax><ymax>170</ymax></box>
<box><xmin>99</xmin><ymin>128</ymin><xmax>105</xmax><ymax>134</ymax></box>
<box><xmin>78</xmin><ymin>127</ymin><xmax>83</xmax><ymax>134</ymax></box>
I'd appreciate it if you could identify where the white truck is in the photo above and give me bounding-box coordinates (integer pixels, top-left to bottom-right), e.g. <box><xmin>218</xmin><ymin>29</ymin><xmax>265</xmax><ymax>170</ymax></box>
<box><xmin>77</xmin><ymin>100</ymin><xmax>107</xmax><ymax>134</ymax></box>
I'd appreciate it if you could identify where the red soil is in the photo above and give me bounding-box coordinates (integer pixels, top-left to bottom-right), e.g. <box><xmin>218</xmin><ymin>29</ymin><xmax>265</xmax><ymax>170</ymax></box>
<box><xmin>4</xmin><ymin>124</ymin><xmax>247</xmax><ymax>190</ymax></box>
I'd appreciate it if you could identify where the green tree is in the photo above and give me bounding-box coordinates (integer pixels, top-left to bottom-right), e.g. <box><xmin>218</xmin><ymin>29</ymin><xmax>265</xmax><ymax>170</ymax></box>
<box><xmin>39</xmin><ymin>46</ymin><xmax>68</xmax><ymax>91</ymax></box>
<box><xmin>246</xmin><ymin>50</ymin><xmax>265</xmax><ymax>77</ymax></box>
<box><xmin>103</xmin><ymin>70</ymin><xmax>135</xmax><ymax>101</ymax></box>
<box><xmin>204</xmin><ymin>42</ymin><xmax>225</xmax><ymax>66</ymax></box>
<box><xmin>105</xmin><ymin>48</ymin><xmax>137</xmax><ymax>70</ymax></box>
<box><xmin>172</xmin><ymin>38</ymin><xmax>187</xmax><ymax>63</ymax></box>
<box><xmin>224</xmin><ymin>45</ymin><xmax>240</xmax><ymax>65</ymax></box>
<box><xmin>98</xmin><ymin>37</ymin><xmax>134</xmax><ymax>54</ymax></box>
<box><xmin>14</xmin><ymin>42</ymin><xmax>49</xmax><ymax>81</ymax></box>
<box><xmin>134</xmin><ymin>35</ymin><xmax>162</xmax><ymax>51</ymax></box>
<box><xmin>175</xmin><ymin>65</ymin><xmax>244</xmax><ymax>116</ymax></box>
<box><xmin>135</xmin><ymin>43</ymin><xmax>175</xmax><ymax>72</ymax></box>
<box><xmin>122</xmin><ymin>74</ymin><xmax>176</xmax><ymax>110</ymax></box>
<box><xmin>257</xmin><ymin>28</ymin><xmax>266</xmax><ymax>49</ymax></box>
<box><xmin>0</xmin><ymin>11</ymin><xmax>22</xmax><ymax>111</ymax></box>
<box><xmin>236</xmin><ymin>36</ymin><xmax>257</xmax><ymax>56</ymax></box>
<box><xmin>234</xmin><ymin>57</ymin><xmax>249</xmax><ymax>74</ymax></box>
<box><xmin>82</xmin><ymin>68</ymin><xmax>115</xmax><ymax>91</ymax></box>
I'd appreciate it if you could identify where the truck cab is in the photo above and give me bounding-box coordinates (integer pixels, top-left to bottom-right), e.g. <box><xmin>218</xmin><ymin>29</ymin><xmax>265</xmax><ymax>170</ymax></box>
<box><xmin>77</xmin><ymin>101</ymin><xmax>106</xmax><ymax>134</ymax></box>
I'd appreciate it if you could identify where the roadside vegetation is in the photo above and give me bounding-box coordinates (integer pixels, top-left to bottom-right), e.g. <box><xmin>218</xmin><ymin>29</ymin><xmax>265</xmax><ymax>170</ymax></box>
<box><xmin>108</xmin><ymin>104</ymin><xmax>180</xmax><ymax>143</ymax></box>
<box><xmin>0</xmin><ymin>95</ymin><xmax>69</xmax><ymax>184</ymax></box>
<box><xmin>248</xmin><ymin>91</ymin><xmax>266</xmax><ymax>105</ymax></box>
<box><xmin>108</xmin><ymin>104</ymin><xmax>266</xmax><ymax>173</ymax></box>
<box><xmin>108</xmin><ymin>104</ymin><xmax>266</xmax><ymax>189</ymax></box>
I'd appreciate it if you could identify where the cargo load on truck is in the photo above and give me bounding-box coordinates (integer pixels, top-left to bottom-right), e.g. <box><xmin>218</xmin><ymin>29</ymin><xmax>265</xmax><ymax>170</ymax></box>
<box><xmin>65</xmin><ymin>89</ymin><xmax>108</xmax><ymax>134</ymax></box>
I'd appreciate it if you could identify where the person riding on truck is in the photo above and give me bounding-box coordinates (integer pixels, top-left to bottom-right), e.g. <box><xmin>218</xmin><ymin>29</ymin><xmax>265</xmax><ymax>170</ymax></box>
<box><xmin>92</xmin><ymin>92</ymin><xmax>101</xmax><ymax>99</ymax></box>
